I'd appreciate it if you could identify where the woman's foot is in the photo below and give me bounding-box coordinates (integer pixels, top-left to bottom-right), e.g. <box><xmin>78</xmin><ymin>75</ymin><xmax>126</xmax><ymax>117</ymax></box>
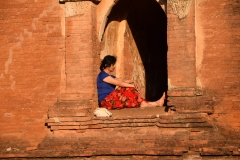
<box><xmin>140</xmin><ymin>92</ymin><xmax>166</xmax><ymax>108</ymax></box>
<box><xmin>157</xmin><ymin>92</ymin><xmax>165</xmax><ymax>107</ymax></box>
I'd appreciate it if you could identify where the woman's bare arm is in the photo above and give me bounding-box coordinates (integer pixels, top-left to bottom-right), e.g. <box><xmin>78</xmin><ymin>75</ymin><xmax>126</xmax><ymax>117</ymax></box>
<box><xmin>103</xmin><ymin>76</ymin><xmax>134</xmax><ymax>88</ymax></box>
<box><xmin>115</xmin><ymin>78</ymin><xmax>140</xmax><ymax>92</ymax></box>
<box><xmin>103</xmin><ymin>76</ymin><xmax>141</xmax><ymax>93</ymax></box>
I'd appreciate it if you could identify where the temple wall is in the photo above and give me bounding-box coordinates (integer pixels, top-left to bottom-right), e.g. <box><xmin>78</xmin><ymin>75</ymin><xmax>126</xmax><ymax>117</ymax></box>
<box><xmin>195</xmin><ymin>0</ymin><xmax>240</xmax><ymax>133</ymax></box>
<box><xmin>167</xmin><ymin>0</ymin><xmax>240</xmax><ymax>133</ymax></box>
<box><xmin>65</xmin><ymin>1</ymin><xmax>95</xmax><ymax>96</ymax></box>
<box><xmin>167</xmin><ymin>0</ymin><xmax>196</xmax><ymax>89</ymax></box>
<box><xmin>167</xmin><ymin>1</ymin><xmax>240</xmax><ymax>136</ymax></box>
<box><xmin>0</xmin><ymin>0</ymin><xmax>239</xmax><ymax>158</ymax></box>
<box><xmin>0</xmin><ymin>0</ymin><xmax>65</xmax><ymax>151</ymax></box>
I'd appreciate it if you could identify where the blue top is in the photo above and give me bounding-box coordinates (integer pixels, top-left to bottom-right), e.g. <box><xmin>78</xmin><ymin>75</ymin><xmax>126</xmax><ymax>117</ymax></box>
<box><xmin>97</xmin><ymin>71</ymin><xmax>116</xmax><ymax>103</ymax></box>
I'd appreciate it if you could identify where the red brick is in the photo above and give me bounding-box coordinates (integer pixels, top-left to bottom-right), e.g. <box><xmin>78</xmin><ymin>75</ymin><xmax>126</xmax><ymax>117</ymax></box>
<box><xmin>51</xmin><ymin>126</ymin><xmax>79</xmax><ymax>130</ymax></box>
<box><xmin>0</xmin><ymin>0</ymin><xmax>240</xmax><ymax>159</ymax></box>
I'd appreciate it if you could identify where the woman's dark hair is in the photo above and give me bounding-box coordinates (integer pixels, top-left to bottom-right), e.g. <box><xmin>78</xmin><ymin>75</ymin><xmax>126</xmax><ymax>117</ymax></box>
<box><xmin>100</xmin><ymin>55</ymin><xmax>117</xmax><ymax>71</ymax></box>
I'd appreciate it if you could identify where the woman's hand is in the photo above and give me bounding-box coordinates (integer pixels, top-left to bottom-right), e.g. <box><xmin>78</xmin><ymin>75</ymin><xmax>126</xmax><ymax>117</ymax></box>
<box><xmin>105</xmin><ymin>77</ymin><xmax>141</xmax><ymax>94</ymax></box>
<box><xmin>129</xmin><ymin>80</ymin><xmax>141</xmax><ymax>94</ymax></box>
<box><xmin>104</xmin><ymin>77</ymin><xmax>135</xmax><ymax>88</ymax></box>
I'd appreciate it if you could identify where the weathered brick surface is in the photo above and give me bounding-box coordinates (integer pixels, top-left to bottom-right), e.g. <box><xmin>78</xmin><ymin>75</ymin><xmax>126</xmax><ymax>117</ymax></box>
<box><xmin>0</xmin><ymin>0</ymin><xmax>65</xmax><ymax>153</ymax></box>
<box><xmin>193</xmin><ymin>0</ymin><xmax>240</xmax><ymax>133</ymax></box>
<box><xmin>1</xmin><ymin>126</ymin><xmax>239</xmax><ymax>158</ymax></box>
<box><xmin>167</xmin><ymin>0</ymin><xmax>240</xmax><ymax>135</ymax></box>
<box><xmin>47</xmin><ymin>113</ymin><xmax>213</xmax><ymax>131</ymax></box>
<box><xmin>167</xmin><ymin>1</ymin><xmax>196</xmax><ymax>89</ymax></box>
<box><xmin>0</xmin><ymin>0</ymin><xmax>240</xmax><ymax>159</ymax></box>
<box><xmin>65</xmin><ymin>6</ymin><xmax>95</xmax><ymax>95</ymax></box>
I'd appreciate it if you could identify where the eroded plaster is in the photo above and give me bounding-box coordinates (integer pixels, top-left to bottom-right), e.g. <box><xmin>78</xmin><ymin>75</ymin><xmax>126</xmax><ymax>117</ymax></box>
<box><xmin>168</xmin><ymin>0</ymin><xmax>194</xmax><ymax>19</ymax></box>
<box><xmin>65</xmin><ymin>1</ymin><xmax>91</xmax><ymax>17</ymax></box>
<box><xmin>168</xmin><ymin>78</ymin><xmax>177</xmax><ymax>89</ymax></box>
<box><xmin>195</xmin><ymin>0</ymin><xmax>205</xmax><ymax>89</ymax></box>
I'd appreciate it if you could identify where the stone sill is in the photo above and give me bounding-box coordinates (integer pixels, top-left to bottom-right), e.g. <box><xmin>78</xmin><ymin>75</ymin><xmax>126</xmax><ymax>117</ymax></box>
<box><xmin>168</xmin><ymin>88</ymin><xmax>203</xmax><ymax>97</ymax></box>
<box><xmin>46</xmin><ymin>107</ymin><xmax>212</xmax><ymax>131</ymax></box>
<box><xmin>59</xmin><ymin>0</ymin><xmax>101</xmax><ymax>4</ymax></box>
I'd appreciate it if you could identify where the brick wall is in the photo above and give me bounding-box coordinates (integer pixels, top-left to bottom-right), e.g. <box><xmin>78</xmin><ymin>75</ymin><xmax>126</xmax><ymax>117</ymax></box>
<box><xmin>195</xmin><ymin>0</ymin><xmax>240</xmax><ymax>132</ymax></box>
<box><xmin>167</xmin><ymin>0</ymin><xmax>240</xmax><ymax>133</ymax></box>
<box><xmin>0</xmin><ymin>0</ymin><xmax>240</xmax><ymax>159</ymax></box>
<box><xmin>65</xmin><ymin>1</ymin><xmax>95</xmax><ymax>96</ymax></box>
<box><xmin>0</xmin><ymin>0</ymin><xmax>65</xmax><ymax>150</ymax></box>
<box><xmin>166</xmin><ymin>1</ymin><xmax>203</xmax><ymax>112</ymax></box>
<box><xmin>167</xmin><ymin>1</ymin><xmax>196</xmax><ymax>89</ymax></box>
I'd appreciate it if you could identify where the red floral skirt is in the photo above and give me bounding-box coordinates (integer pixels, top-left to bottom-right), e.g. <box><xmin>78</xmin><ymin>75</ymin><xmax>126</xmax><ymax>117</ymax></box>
<box><xmin>100</xmin><ymin>87</ymin><xmax>146</xmax><ymax>110</ymax></box>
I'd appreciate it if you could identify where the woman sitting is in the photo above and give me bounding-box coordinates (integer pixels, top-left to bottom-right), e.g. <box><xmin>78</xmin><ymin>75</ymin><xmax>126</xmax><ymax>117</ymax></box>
<box><xmin>97</xmin><ymin>55</ymin><xmax>165</xmax><ymax>110</ymax></box>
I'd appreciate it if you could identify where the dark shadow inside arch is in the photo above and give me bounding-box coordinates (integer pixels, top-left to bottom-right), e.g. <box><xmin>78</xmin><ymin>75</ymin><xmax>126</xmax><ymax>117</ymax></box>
<box><xmin>106</xmin><ymin>0</ymin><xmax>168</xmax><ymax>101</ymax></box>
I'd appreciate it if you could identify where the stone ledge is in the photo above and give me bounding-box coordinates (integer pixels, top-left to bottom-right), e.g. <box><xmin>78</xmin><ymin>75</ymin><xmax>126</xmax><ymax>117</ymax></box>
<box><xmin>59</xmin><ymin>0</ymin><xmax>101</xmax><ymax>4</ymax></box>
<box><xmin>46</xmin><ymin>112</ymin><xmax>212</xmax><ymax>131</ymax></box>
<box><xmin>1</xmin><ymin>146</ymin><xmax>239</xmax><ymax>158</ymax></box>
<box><xmin>46</xmin><ymin>100</ymin><xmax>213</xmax><ymax>131</ymax></box>
<box><xmin>46</xmin><ymin>116</ymin><xmax>91</xmax><ymax>123</ymax></box>
<box><xmin>168</xmin><ymin>89</ymin><xmax>196</xmax><ymax>97</ymax></box>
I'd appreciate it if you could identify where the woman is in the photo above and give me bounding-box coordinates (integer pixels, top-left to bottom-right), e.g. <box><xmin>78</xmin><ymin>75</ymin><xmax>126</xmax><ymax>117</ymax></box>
<box><xmin>97</xmin><ymin>55</ymin><xmax>165</xmax><ymax>110</ymax></box>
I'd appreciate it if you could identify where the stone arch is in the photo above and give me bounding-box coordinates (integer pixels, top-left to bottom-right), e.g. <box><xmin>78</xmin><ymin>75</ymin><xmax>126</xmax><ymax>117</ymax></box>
<box><xmin>96</xmin><ymin>0</ymin><xmax>194</xmax><ymax>42</ymax></box>
<box><xmin>96</xmin><ymin>0</ymin><xmax>119</xmax><ymax>42</ymax></box>
<box><xmin>98</xmin><ymin>0</ymin><xmax>168</xmax><ymax>101</ymax></box>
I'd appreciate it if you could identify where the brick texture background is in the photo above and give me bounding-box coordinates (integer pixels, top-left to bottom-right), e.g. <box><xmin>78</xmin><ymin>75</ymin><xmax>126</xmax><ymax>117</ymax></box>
<box><xmin>65</xmin><ymin>2</ymin><xmax>95</xmax><ymax>96</ymax></box>
<box><xmin>167</xmin><ymin>0</ymin><xmax>240</xmax><ymax>134</ymax></box>
<box><xmin>0</xmin><ymin>0</ymin><xmax>240</xmax><ymax>159</ymax></box>
<box><xmin>195</xmin><ymin>0</ymin><xmax>240</xmax><ymax>133</ymax></box>
<box><xmin>0</xmin><ymin>0</ymin><xmax>65</xmax><ymax>151</ymax></box>
<box><xmin>167</xmin><ymin>0</ymin><xmax>196</xmax><ymax>89</ymax></box>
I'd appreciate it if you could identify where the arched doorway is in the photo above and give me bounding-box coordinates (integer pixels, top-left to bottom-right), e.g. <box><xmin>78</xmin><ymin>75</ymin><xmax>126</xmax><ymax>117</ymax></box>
<box><xmin>100</xmin><ymin>0</ymin><xmax>168</xmax><ymax>101</ymax></box>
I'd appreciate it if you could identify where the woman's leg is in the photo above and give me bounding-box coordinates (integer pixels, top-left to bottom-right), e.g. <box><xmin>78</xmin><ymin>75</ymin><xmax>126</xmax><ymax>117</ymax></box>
<box><xmin>101</xmin><ymin>87</ymin><xmax>165</xmax><ymax>109</ymax></box>
<box><xmin>140</xmin><ymin>92</ymin><xmax>165</xmax><ymax>108</ymax></box>
<box><xmin>101</xmin><ymin>87</ymin><xmax>144</xmax><ymax>109</ymax></box>
<box><xmin>118</xmin><ymin>87</ymin><xmax>145</xmax><ymax>108</ymax></box>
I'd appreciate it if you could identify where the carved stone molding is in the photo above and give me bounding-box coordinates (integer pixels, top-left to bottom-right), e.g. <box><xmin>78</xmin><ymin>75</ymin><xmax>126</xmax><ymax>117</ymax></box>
<box><xmin>65</xmin><ymin>1</ymin><xmax>91</xmax><ymax>17</ymax></box>
<box><xmin>168</xmin><ymin>0</ymin><xmax>194</xmax><ymax>19</ymax></box>
<box><xmin>60</xmin><ymin>0</ymin><xmax>101</xmax><ymax>4</ymax></box>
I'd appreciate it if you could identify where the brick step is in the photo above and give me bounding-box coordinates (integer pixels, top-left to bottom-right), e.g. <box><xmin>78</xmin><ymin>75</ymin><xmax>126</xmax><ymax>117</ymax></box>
<box><xmin>1</xmin><ymin>147</ymin><xmax>240</xmax><ymax>158</ymax></box>
<box><xmin>48</xmin><ymin>97</ymin><xmax>96</xmax><ymax>118</ymax></box>
<box><xmin>54</xmin><ymin>101</ymin><xmax>91</xmax><ymax>108</ymax></box>
<box><xmin>48</xmin><ymin>108</ymin><xmax>87</xmax><ymax>118</ymax></box>
<box><xmin>167</xmin><ymin>96</ymin><xmax>214</xmax><ymax>115</ymax></box>
<box><xmin>46</xmin><ymin>99</ymin><xmax>213</xmax><ymax>131</ymax></box>
<box><xmin>57</xmin><ymin>93</ymin><xmax>96</xmax><ymax>102</ymax></box>
<box><xmin>177</xmin><ymin>109</ymin><xmax>214</xmax><ymax>114</ymax></box>
<box><xmin>46</xmin><ymin>117</ymin><xmax>91</xmax><ymax>123</ymax></box>
<box><xmin>33</xmin><ymin>135</ymin><xmax>240</xmax><ymax>157</ymax></box>
<box><xmin>46</xmin><ymin>112</ymin><xmax>212</xmax><ymax>131</ymax></box>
